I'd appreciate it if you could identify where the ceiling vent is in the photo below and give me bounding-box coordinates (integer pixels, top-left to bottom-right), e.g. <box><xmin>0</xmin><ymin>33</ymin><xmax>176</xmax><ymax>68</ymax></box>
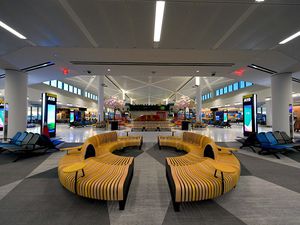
<box><xmin>70</xmin><ymin>61</ymin><xmax>234</xmax><ymax>67</ymax></box>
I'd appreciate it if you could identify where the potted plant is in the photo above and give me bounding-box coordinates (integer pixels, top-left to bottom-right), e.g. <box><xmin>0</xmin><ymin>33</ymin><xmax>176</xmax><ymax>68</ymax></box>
<box><xmin>174</xmin><ymin>96</ymin><xmax>195</xmax><ymax>130</ymax></box>
<box><xmin>104</xmin><ymin>96</ymin><xmax>125</xmax><ymax>130</ymax></box>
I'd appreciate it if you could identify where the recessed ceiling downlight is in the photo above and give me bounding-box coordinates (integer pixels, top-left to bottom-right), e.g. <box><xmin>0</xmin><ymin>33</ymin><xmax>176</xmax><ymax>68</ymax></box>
<box><xmin>0</xmin><ymin>20</ymin><xmax>27</xmax><ymax>39</ymax></box>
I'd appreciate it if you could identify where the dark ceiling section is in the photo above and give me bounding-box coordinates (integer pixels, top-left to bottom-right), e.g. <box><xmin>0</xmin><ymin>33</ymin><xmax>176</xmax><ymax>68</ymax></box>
<box><xmin>218</xmin><ymin>3</ymin><xmax>300</xmax><ymax>50</ymax></box>
<box><xmin>68</xmin><ymin>0</ymin><xmax>154</xmax><ymax>49</ymax></box>
<box><xmin>160</xmin><ymin>1</ymin><xmax>249</xmax><ymax>49</ymax></box>
<box><xmin>0</xmin><ymin>0</ymin><xmax>91</xmax><ymax>48</ymax></box>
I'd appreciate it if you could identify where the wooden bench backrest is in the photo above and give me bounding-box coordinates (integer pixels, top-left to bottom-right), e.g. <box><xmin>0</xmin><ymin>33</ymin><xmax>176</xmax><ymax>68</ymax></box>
<box><xmin>182</xmin><ymin>132</ymin><xmax>204</xmax><ymax>145</ymax></box>
<box><xmin>78</xmin><ymin>132</ymin><xmax>118</xmax><ymax>160</ymax></box>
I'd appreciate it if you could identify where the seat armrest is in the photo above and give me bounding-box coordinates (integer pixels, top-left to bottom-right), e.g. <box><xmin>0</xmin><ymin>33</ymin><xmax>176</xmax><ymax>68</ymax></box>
<box><xmin>60</xmin><ymin>146</ymin><xmax>82</xmax><ymax>151</ymax></box>
<box><xmin>216</xmin><ymin>146</ymin><xmax>239</xmax><ymax>154</ymax></box>
<box><xmin>60</xmin><ymin>146</ymin><xmax>82</xmax><ymax>154</ymax></box>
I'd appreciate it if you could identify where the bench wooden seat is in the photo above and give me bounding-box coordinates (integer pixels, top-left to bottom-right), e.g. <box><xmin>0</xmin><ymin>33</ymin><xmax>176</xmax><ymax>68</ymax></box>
<box><xmin>159</xmin><ymin>132</ymin><xmax>240</xmax><ymax>211</ymax></box>
<box><xmin>58</xmin><ymin>132</ymin><xmax>142</xmax><ymax>210</ymax></box>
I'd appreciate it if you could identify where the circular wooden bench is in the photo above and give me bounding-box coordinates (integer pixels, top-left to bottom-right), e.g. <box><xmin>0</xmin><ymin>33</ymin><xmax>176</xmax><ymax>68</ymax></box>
<box><xmin>159</xmin><ymin>132</ymin><xmax>240</xmax><ymax>211</ymax></box>
<box><xmin>58</xmin><ymin>132</ymin><xmax>142</xmax><ymax>210</ymax></box>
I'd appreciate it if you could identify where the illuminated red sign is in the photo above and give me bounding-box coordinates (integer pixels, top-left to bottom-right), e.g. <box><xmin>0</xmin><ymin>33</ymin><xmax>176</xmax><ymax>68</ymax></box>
<box><xmin>234</xmin><ymin>68</ymin><xmax>246</xmax><ymax>77</ymax></box>
<box><xmin>62</xmin><ymin>68</ymin><xmax>69</xmax><ymax>75</ymax></box>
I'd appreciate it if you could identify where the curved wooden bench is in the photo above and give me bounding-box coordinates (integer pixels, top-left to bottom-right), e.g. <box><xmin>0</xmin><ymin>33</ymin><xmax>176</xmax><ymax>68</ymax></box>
<box><xmin>58</xmin><ymin>132</ymin><xmax>142</xmax><ymax>210</ymax></box>
<box><xmin>159</xmin><ymin>132</ymin><xmax>240</xmax><ymax>211</ymax></box>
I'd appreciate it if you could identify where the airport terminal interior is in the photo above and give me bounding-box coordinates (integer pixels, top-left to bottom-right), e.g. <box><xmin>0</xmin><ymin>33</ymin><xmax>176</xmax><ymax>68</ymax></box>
<box><xmin>1</xmin><ymin>0</ymin><xmax>300</xmax><ymax>224</ymax></box>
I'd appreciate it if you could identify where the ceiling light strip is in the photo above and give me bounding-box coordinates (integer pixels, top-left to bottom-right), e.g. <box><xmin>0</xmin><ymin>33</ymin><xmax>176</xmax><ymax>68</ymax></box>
<box><xmin>154</xmin><ymin>1</ymin><xmax>165</xmax><ymax>42</ymax></box>
<box><xmin>21</xmin><ymin>62</ymin><xmax>55</xmax><ymax>72</ymax></box>
<box><xmin>247</xmin><ymin>64</ymin><xmax>277</xmax><ymax>74</ymax></box>
<box><xmin>0</xmin><ymin>20</ymin><xmax>27</xmax><ymax>39</ymax></box>
<box><xmin>279</xmin><ymin>31</ymin><xmax>300</xmax><ymax>45</ymax></box>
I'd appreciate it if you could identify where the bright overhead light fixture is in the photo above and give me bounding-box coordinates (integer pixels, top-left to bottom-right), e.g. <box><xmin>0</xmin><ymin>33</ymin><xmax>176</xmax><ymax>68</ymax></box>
<box><xmin>195</xmin><ymin>77</ymin><xmax>200</xmax><ymax>86</ymax></box>
<box><xmin>0</xmin><ymin>20</ymin><xmax>27</xmax><ymax>39</ymax></box>
<box><xmin>255</xmin><ymin>0</ymin><xmax>265</xmax><ymax>2</ymax></box>
<box><xmin>279</xmin><ymin>31</ymin><xmax>300</xmax><ymax>45</ymax></box>
<box><xmin>154</xmin><ymin>1</ymin><xmax>165</xmax><ymax>42</ymax></box>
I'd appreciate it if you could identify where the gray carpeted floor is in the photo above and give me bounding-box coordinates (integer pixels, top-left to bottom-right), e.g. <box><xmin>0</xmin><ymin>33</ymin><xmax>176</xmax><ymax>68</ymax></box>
<box><xmin>0</xmin><ymin>141</ymin><xmax>300</xmax><ymax>225</ymax></box>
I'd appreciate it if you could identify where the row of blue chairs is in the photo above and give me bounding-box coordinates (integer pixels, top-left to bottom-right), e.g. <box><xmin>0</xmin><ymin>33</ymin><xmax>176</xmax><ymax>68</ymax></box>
<box><xmin>0</xmin><ymin>131</ymin><xmax>59</xmax><ymax>161</ymax></box>
<box><xmin>237</xmin><ymin>131</ymin><xmax>300</xmax><ymax>159</ymax></box>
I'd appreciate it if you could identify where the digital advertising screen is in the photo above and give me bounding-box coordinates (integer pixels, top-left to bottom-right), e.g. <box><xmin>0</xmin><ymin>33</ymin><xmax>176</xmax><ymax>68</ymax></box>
<box><xmin>47</xmin><ymin>104</ymin><xmax>56</xmax><ymax>132</ymax></box>
<box><xmin>70</xmin><ymin>111</ymin><xmax>75</xmax><ymax>123</ymax></box>
<box><xmin>41</xmin><ymin>93</ymin><xmax>57</xmax><ymax>137</ymax></box>
<box><xmin>243</xmin><ymin>94</ymin><xmax>257</xmax><ymax>136</ymax></box>
<box><xmin>0</xmin><ymin>107</ymin><xmax>4</xmax><ymax>130</ymax></box>
<box><xmin>243</xmin><ymin>105</ymin><xmax>252</xmax><ymax>132</ymax></box>
<box><xmin>223</xmin><ymin>112</ymin><xmax>228</xmax><ymax>123</ymax></box>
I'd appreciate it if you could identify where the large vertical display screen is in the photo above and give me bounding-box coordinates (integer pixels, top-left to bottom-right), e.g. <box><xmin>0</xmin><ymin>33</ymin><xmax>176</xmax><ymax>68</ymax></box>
<box><xmin>47</xmin><ymin>104</ymin><xmax>56</xmax><ymax>132</ymax></box>
<box><xmin>223</xmin><ymin>111</ymin><xmax>228</xmax><ymax>123</ymax></box>
<box><xmin>41</xmin><ymin>93</ymin><xmax>57</xmax><ymax>137</ymax></box>
<box><xmin>0</xmin><ymin>107</ymin><xmax>4</xmax><ymax>130</ymax></box>
<box><xmin>243</xmin><ymin>94</ymin><xmax>257</xmax><ymax>136</ymax></box>
<box><xmin>243</xmin><ymin>105</ymin><xmax>252</xmax><ymax>132</ymax></box>
<box><xmin>70</xmin><ymin>111</ymin><xmax>75</xmax><ymax>123</ymax></box>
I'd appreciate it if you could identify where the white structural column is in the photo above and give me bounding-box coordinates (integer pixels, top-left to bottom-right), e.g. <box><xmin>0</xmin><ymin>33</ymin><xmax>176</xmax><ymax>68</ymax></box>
<box><xmin>195</xmin><ymin>82</ymin><xmax>202</xmax><ymax>122</ymax></box>
<box><xmin>265</xmin><ymin>100</ymin><xmax>272</xmax><ymax>127</ymax></box>
<box><xmin>5</xmin><ymin>70</ymin><xmax>28</xmax><ymax>137</ymax></box>
<box><xmin>97</xmin><ymin>75</ymin><xmax>105</xmax><ymax>122</ymax></box>
<box><xmin>271</xmin><ymin>73</ymin><xmax>292</xmax><ymax>134</ymax></box>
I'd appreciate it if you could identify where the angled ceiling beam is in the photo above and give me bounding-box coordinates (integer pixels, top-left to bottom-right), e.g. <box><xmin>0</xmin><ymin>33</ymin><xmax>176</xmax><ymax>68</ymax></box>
<box><xmin>168</xmin><ymin>77</ymin><xmax>193</xmax><ymax>99</ymax></box>
<box><xmin>213</xmin><ymin>4</ymin><xmax>258</xmax><ymax>49</ymax></box>
<box><xmin>203</xmin><ymin>77</ymin><xmax>213</xmax><ymax>92</ymax></box>
<box><xmin>105</xmin><ymin>75</ymin><xmax>130</xmax><ymax>99</ymax></box>
<box><xmin>58</xmin><ymin>0</ymin><xmax>99</xmax><ymax>47</ymax></box>
<box><xmin>84</xmin><ymin>76</ymin><xmax>96</xmax><ymax>91</ymax></box>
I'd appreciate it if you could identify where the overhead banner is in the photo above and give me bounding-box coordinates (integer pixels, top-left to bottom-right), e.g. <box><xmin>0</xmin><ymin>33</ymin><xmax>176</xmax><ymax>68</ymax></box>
<box><xmin>41</xmin><ymin>93</ymin><xmax>57</xmax><ymax>137</ymax></box>
<box><xmin>243</xmin><ymin>94</ymin><xmax>257</xmax><ymax>136</ymax></box>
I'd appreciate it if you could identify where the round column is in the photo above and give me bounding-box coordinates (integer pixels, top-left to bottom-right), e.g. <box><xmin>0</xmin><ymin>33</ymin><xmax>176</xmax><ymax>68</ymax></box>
<box><xmin>271</xmin><ymin>73</ymin><xmax>292</xmax><ymax>134</ymax></box>
<box><xmin>5</xmin><ymin>69</ymin><xmax>28</xmax><ymax>137</ymax></box>
<box><xmin>195</xmin><ymin>84</ymin><xmax>202</xmax><ymax>122</ymax></box>
<box><xmin>97</xmin><ymin>76</ymin><xmax>105</xmax><ymax>122</ymax></box>
<box><xmin>265</xmin><ymin>100</ymin><xmax>272</xmax><ymax>127</ymax></box>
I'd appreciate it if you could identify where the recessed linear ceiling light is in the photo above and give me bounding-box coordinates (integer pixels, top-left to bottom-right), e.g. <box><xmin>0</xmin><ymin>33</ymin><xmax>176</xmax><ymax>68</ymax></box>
<box><xmin>279</xmin><ymin>31</ymin><xmax>300</xmax><ymax>45</ymax></box>
<box><xmin>255</xmin><ymin>0</ymin><xmax>265</xmax><ymax>2</ymax></box>
<box><xmin>154</xmin><ymin>1</ymin><xmax>165</xmax><ymax>42</ymax></box>
<box><xmin>0</xmin><ymin>20</ymin><xmax>27</xmax><ymax>39</ymax></box>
